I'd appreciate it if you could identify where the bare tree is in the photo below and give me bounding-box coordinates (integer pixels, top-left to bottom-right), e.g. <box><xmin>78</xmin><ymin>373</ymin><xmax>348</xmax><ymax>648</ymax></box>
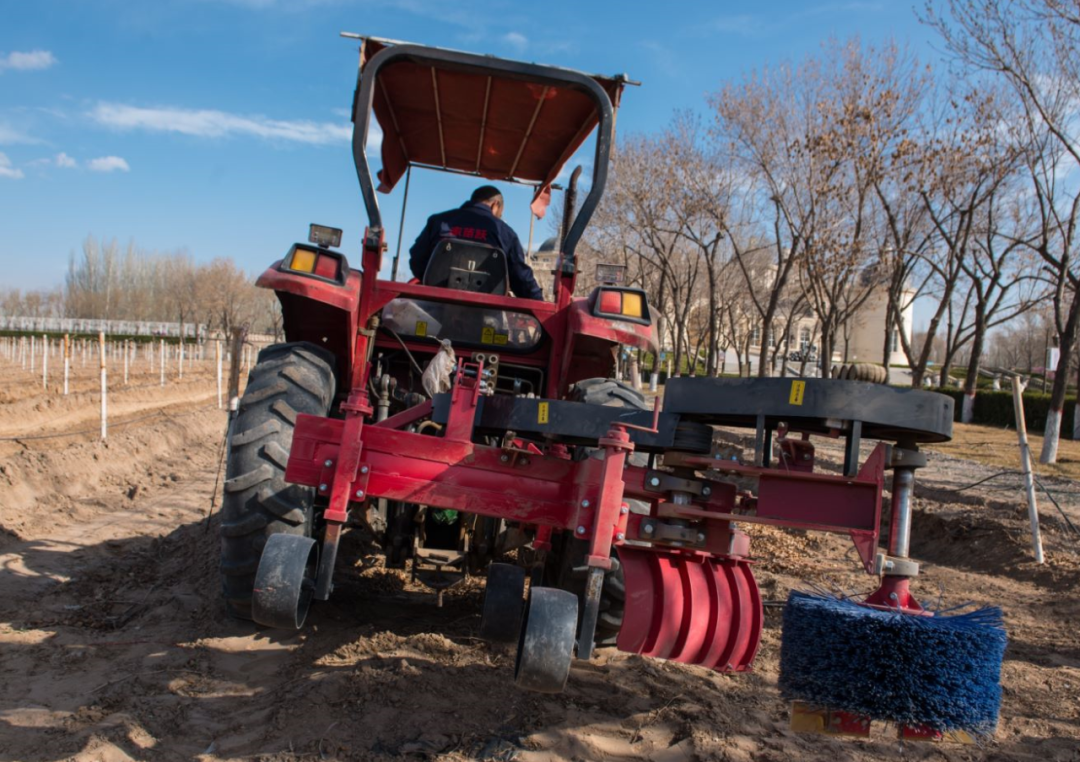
<box><xmin>927</xmin><ymin>0</ymin><xmax>1080</xmax><ymax>461</ymax></box>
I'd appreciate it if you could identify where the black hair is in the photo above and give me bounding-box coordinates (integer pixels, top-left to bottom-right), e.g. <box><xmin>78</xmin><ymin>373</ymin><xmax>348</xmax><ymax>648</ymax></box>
<box><xmin>470</xmin><ymin>185</ymin><xmax>503</xmax><ymax>204</ymax></box>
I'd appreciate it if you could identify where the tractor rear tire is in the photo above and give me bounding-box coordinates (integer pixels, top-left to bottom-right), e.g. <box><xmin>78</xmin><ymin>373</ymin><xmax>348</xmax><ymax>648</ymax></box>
<box><xmin>219</xmin><ymin>342</ymin><xmax>336</xmax><ymax>620</ymax></box>
<box><xmin>555</xmin><ymin>377</ymin><xmax>649</xmax><ymax>647</ymax></box>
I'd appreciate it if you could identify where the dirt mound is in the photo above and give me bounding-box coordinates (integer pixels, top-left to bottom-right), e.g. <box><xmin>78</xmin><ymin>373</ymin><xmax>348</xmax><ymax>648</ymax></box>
<box><xmin>0</xmin><ymin>406</ymin><xmax>225</xmax><ymax>545</ymax></box>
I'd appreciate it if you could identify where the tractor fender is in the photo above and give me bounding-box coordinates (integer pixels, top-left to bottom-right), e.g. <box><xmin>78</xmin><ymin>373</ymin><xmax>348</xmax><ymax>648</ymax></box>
<box><xmin>257</xmin><ymin>260</ymin><xmax>361</xmax><ymax>393</ymax></box>
<box><xmin>256</xmin><ymin>259</ymin><xmax>361</xmax><ymax>313</ymax></box>
<box><xmin>559</xmin><ymin>300</ymin><xmax>657</xmax><ymax>391</ymax></box>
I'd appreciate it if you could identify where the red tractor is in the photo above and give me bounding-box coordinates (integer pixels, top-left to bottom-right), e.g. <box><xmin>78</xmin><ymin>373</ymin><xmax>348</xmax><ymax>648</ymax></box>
<box><xmin>221</xmin><ymin>38</ymin><xmax>954</xmax><ymax>700</ymax></box>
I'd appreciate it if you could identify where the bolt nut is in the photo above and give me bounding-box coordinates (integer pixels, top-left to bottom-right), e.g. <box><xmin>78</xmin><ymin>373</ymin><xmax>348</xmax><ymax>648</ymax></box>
<box><xmin>319</xmin><ymin>483</ymin><xmax>327</xmax><ymax>491</ymax></box>
<box><xmin>620</xmin><ymin>505</ymin><xmax>629</xmax><ymax>515</ymax></box>
<box><xmin>323</xmin><ymin>459</ymin><xmax>333</xmax><ymax>468</ymax></box>
<box><xmin>360</xmin><ymin>465</ymin><xmax>369</xmax><ymax>474</ymax></box>
<box><xmin>581</xmin><ymin>499</ymin><xmax>590</xmax><ymax>508</ymax></box>
<box><xmin>521</xmin><ymin>458</ymin><xmax>529</xmax><ymax>466</ymax></box>
<box><xmin>576</xmin><ymin>525</ymin><xmax>586</xmax><ymax>535</ymax></box>
<box><xmin>697</xmin><ymin>532</ymin><xmax>706</xmax><ymax>542</ymax></box>
<box><xmin>355</xmin><ymin>489</ymin><xmax>365</xmax><ymax>498</ymax></box>
<box><xmin>500</xmin><ymin>454</ymin><xmax>509</xmax><ymax>463</ymax></box>
<box><xmin>616</xmin><ymin>533</ymin><xmax>625</xmax><ymax>542</ymax></box>
<box><xmin>643</xmin><ymin>523</ymin><xmax>654</xmax><ymax>534</ymax></box>
<box><xmin>702</xmin><ymin>486</ymin><xmax>712</xmax><ymax>497</ymax></box>
<box><xmin>649</xmin><ymin>477</ymin><xmax>661</xmax><ymax>487</ymax></box>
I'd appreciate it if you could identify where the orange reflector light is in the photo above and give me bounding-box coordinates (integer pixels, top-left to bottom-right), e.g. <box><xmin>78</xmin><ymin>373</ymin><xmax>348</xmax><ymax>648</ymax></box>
<box><xmin>599</xmin><ymin>290</ymin><xmax>622</xmax><ymax>314</ymax></box>
<box><xmin>622</xmin><ymin>292</ymin><xmax>643</xmax><ymax>318</ymax></box>
<box><xmin>290</xmin><ymin>248</ymin><xmax>316</xmax><ymax>273</ymax></box>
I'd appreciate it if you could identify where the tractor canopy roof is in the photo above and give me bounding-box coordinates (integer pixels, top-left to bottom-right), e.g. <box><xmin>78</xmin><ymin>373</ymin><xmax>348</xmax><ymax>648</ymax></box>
<box><xmin>354</xmin><ymin>36</ymin><xmax>632</xmax><ymax>220</ymax></box>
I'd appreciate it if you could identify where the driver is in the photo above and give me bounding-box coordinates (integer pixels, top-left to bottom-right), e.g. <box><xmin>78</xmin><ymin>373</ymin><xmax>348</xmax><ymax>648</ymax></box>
<box><xmin>409</xmin><ymin>185</ymin><xmax>545</xmax><ymax>300</ymax></box>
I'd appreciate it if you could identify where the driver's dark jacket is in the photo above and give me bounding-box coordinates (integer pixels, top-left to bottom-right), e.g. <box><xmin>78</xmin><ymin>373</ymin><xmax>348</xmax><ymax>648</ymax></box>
<box><xmin>409</xmin><ymin>201</ymin><xmax>544</xmax><ymax>301</ymax></box>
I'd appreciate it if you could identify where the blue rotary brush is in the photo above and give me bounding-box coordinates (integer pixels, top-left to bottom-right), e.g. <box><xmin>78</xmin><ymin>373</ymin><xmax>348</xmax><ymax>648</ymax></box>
<box><xmin>778</xmin><ymin>590</ymin><xmax>1008</xmax><ymax>736</ymax></box>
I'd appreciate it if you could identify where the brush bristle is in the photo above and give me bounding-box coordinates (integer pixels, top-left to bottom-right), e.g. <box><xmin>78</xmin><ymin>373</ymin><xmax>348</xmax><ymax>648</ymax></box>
<box><xmin>778</xmin><ymin>591</ymin><xmax>1008</xmax><ymax>735</ymax></box>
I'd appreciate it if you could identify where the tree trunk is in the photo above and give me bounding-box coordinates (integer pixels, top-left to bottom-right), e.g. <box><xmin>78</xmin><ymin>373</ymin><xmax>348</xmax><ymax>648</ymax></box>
<box><xmin>961</xmin><ymin>312</ymin><xmax>987</xmax><ymax>424</ymax></box>
<box><xmin>1040</xmin><ymin>292</ymin><xmax>1080</xmax><ymax>463</ymax></box>
<box><xmin>819</xmin><ymin>325</ymin><xmax>834</xmax><ymax>380</ymax></box>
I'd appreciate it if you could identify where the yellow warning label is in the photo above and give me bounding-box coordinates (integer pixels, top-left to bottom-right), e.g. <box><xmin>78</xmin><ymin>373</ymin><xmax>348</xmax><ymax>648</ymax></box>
<box><xmin>537</xmin><ymin>401</ymin><xmax>549</xmax><ymax>424</ymax></box>
<box><xmin>789</xmin><ymin>380</ymin><xmax>806</xmax><ymax>406</ymax></box>
<box><xmin>415</xmin><ymin>320</ymin><xmax>427</xmax><ymax>337</ymax></box>
<box><xmin>493</xmin><ymin>333</ymin><xmax>508</xmax><ymax>346</ymax></box>
<box><xmin>481</xmin><ymin>326</ymin><xmax>495</xmax><ymax>344</ymax></box>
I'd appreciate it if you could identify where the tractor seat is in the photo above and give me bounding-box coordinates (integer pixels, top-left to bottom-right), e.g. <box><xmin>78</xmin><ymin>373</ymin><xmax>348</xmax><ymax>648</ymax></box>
<box><xmin>422</xmin><ymin>239</ymin><xmax>509</xmax><ymax>296</ymax></box>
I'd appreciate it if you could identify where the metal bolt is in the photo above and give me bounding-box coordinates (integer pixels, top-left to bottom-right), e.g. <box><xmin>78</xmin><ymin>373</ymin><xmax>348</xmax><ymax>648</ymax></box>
<box><xmin>620</xmin><ymin>505</ymin><xmax>629</xmax><ymax>515</ymax></box>
<box><xmin>576</xmin><ymin>525</ymin><xmax>586</xmax><ymax>535</ymax></box>
<box><xmin>360</xmin><ymin>465</ymin><xmax>369</xmax><ymax>474</ymax></box>
<box><xmin>889</xmin><ymin>592</ymin><xmax>899</xmax><ymax>601</ymax></box>
<box><xmin>616</xmin><ymin>533</ymin><xmax>625</xmax><ymax>542</ymax></box>
<box><xmin>697</xmin><ymin>532</ymin><xmax>706</xmax><ymax>542</ymax></box>
<box><xmin>355</xmin><ymin>489</ymin><xmax>365</xmax><ymax>498</ymax></box>
<box><xmin>643</xmin><ymin>523</ymin><xmax>654</xmax><ymax>534</ymax></box>
<box><xmin>702</xmin><ymin>486</ymin><xmax>712</xmax><ymax>497</ymax></box>
<box><xmin>581</xmin><ymin>499</ymin><xmax>590</xmax><ymax>508</ymax></box>
<box><xmin>500</xmin><ymin>454</ymin><xmax>509</xmax><ymax>463</ymax></box>
<box><xmin>323</xmin><ymin>459</ymin><xmax>333</xmax><ymax>468</ymax></box>
<box><xmin>319</xmin><ymin>483</ymin><xmax>327</xmax><ymax>491</ymax></box>
<box><xmin>521</xmin><ymin>458</ymin><xmax>529</xmax><ymax>466</ymax></box>
<box><xmin>803</xmin><ymin>454</ymin><xmax>811</xmax><ymax>460</ymax></box>
<box><xmin>649</xmin><ymin>477</ymin><xmax>661</xmax><ymax>487</ymax></box>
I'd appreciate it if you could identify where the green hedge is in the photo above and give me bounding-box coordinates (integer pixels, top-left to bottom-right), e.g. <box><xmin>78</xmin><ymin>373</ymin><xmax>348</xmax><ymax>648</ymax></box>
<box><xmin>935</xmin><ymin>388</ymin><xmax>1077</xmax><ymax>439</ymax></box>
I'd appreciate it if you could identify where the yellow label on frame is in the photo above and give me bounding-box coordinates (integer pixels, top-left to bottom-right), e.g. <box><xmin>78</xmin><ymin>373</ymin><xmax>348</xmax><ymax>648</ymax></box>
<box><xmin>415</xmin><ymin>320</ymin><xmax>427</xmax><ymax>337</ymax></box>
<box><xmin>789</xmin><ymin>380</ymin><xmax>806</xmax><ymax>406</ymax></box>
<box><xmin>481</xmin><ymin>326</ymin><xmax>495</xmax><ymax>344</ymax></box>
<box><xmin>493</xmin><ymin>333</ymin><xmax>508</xmax><ymax>346</ymax></box>
<box><xmin>537</xmin><ymin>402</ymin><xmax>549</xmax><ymax>424</ymax></box>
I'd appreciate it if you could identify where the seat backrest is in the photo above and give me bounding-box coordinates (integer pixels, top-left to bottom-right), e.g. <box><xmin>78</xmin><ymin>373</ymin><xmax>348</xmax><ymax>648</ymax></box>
<box><xmin>422</xmin><ymin>239</ymin><xmax>508</xmax><ymax>296</ymax></box>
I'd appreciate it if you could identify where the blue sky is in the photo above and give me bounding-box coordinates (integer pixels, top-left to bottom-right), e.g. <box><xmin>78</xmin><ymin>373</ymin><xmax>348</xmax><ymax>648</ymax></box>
<box><xmin>1</xmin><ymin>0</ymin><xmax>938</xmax><ymax>294</ymax></box>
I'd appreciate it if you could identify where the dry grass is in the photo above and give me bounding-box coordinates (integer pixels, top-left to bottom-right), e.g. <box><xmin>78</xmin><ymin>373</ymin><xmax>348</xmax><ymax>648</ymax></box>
<box><xmin>924</xmin><ymin>421</ymin><xmax>1080</xmax><ymax>481</ymax></box>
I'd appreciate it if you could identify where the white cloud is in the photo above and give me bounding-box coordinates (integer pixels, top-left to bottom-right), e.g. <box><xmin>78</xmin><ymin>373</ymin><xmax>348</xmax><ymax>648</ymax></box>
<box><xmin>0</xmin><ymin>152</ymin><xmax>24</xmax><ymax>179</ymax></box>
<box><xmin>0</xmin><ymin>50</ymin><xmax>57</xmax><ymax>73</ymax></box>
<box><xmin>0</xmin><ymin>123</ymin><xmax>38</xmax><ymax>145</ymax></box>
<box><xmin>503</xmin><ymin>32</ymin><xmax>528</xmax><ymax>53</ymax></box>
<box><xmin>55</xmin><ymin>152</ymin><xmax>76</xmax><ymax>168</ymax></box>
<box><xmin>87</xmin><ymin>156</ymin><xmax>130</xmax><ymax>173</ymax></box>
<box><xmin>90</xmin><ymin>102</ymin><xmax>352</xmax><ymax>146</ymax></box>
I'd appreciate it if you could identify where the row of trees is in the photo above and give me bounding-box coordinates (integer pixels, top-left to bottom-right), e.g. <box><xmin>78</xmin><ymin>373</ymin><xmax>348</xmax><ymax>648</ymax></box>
<box><xmin>2</xmin><ymin>236</ymin><xmax>281</xmax><ymax>338</ymax></box>
<box><xmin>583</xmin><ymin>0</ymin><xmax>1079</xmax><ymax>462</ymax></box>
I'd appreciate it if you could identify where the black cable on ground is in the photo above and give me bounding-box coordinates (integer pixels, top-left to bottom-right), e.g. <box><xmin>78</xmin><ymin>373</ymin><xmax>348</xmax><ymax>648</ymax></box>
<box><xmin>204</xmin><ymin>421</ymin><xmax>232</xmax><ymax>532</ymax></box>
<box><xmin>1031</xmin><ymin>474</ymin><xmax>1080</xmax><ymax>539</ymax></box>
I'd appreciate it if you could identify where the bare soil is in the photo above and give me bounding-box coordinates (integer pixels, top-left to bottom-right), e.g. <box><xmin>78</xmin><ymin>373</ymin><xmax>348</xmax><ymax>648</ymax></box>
<box><xmin>1</xmin><ymin>365</ymin><xmax>1078</xmax><ymax>762</ymax></box>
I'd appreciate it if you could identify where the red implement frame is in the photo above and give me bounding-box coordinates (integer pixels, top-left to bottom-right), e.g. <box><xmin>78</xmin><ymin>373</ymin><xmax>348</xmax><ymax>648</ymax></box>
<box><xmin>285</xmin><ymin>248</ymin><xmax>891</xmax><ymax>670</ymax></box>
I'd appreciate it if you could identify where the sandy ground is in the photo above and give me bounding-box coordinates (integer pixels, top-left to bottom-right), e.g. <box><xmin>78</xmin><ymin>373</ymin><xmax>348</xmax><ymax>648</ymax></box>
<box><xmin>1</xmin><ymin>363</ymin><xmax>1079</xmax><ymax>762</ymax></box>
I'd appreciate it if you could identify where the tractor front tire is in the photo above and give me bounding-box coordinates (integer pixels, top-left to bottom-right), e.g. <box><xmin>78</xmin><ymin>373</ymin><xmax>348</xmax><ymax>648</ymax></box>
<box><xmin>219</xmin><ymin>342</ymin><xmax>336</xmax><ymax>620</ymax></box>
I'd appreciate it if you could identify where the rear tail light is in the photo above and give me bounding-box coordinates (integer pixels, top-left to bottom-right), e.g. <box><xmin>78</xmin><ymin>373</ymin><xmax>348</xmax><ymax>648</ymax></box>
<box><xmin>313</xmin><ymin>255</ymin><xmax>339</xmax><ymax>280</ymax></box>
<box><xmin>599</xmin><ymin>290</ymin><xmax>622</xmax><ymax>314</ymax></box>
<box><xmin>593</xmin><ymin>287</ymin><xmax>650</xmax><ymax>324</ymax></box>
<box><xmin>283</xmin><ymin>245</ymin><xmax>346</xmax><ymax>284</ymax></box>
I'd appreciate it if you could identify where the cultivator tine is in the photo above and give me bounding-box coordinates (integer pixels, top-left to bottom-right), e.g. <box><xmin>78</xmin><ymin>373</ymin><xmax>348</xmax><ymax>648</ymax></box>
<box><xmin>576</xmin><ymin>566</ymin><xmax>606</xmax><ymax>660</ymax></box>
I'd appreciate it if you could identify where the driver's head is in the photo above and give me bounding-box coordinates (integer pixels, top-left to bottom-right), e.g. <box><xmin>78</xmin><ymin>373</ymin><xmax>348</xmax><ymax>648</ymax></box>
<box><xmin>471</xmin><ymin>185</ymin><xmax>504</xmax><ymax>219</ymax></box>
